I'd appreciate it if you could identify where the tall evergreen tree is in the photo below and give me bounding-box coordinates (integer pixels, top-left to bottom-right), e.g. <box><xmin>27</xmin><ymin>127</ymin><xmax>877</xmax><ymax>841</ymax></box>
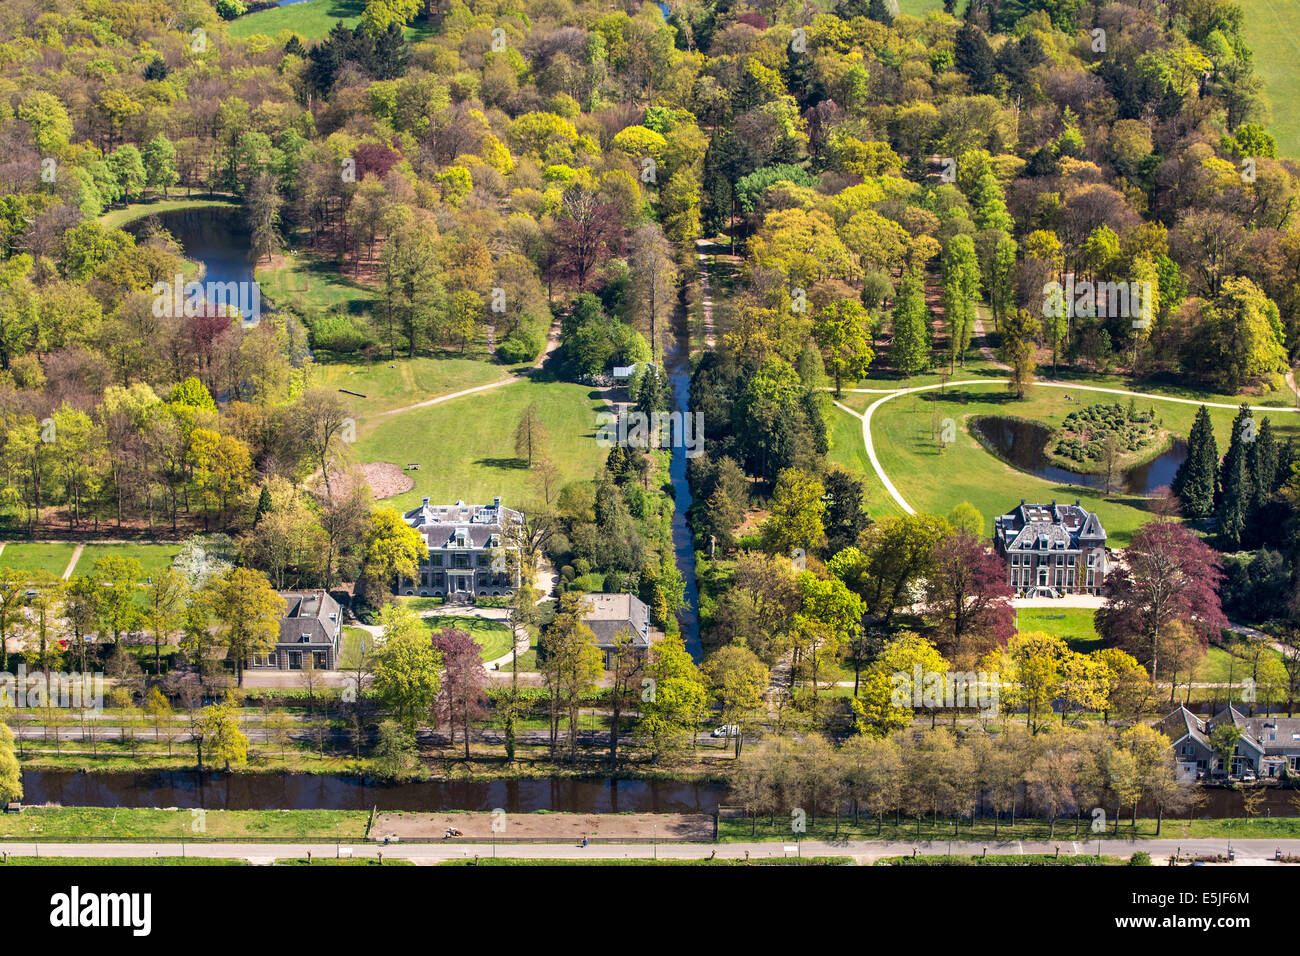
<box><xmin>1248</xmin><ymin>417</ymin><xmax>1279</xmax><ymax>510</ymax></box>
<box><xmin>1172</xmin><ymin>404</ymin><xmax>1217</xmax><ymax>519</ymax></box>
<box><xmin>954</xmin><ymin>22</ymin><xmax>996</xmax><ymax>94</ymax></box>
<box><xmin>1216</xmin><ymin>405</ymin><xmax>1255</xmax><ymax>550</ymax></box>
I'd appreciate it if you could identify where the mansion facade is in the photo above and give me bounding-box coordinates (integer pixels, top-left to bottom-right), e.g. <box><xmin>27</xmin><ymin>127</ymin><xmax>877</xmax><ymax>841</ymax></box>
<box><xmin>993</xmin><ymin>499</ymin><xmax>1109</xmax><ymax>596</ymax></box>
<box><xmin>398</xmin><ymin>497</ymin><xmax>523</xmax><ymax>602</ymax></box>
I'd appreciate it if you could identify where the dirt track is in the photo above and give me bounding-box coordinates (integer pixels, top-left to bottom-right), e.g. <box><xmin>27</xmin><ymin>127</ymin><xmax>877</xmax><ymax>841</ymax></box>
<box><xmin>374</xmin><ymin>811</ymin><xmax>713</xmax><ymax>842</ymax></box>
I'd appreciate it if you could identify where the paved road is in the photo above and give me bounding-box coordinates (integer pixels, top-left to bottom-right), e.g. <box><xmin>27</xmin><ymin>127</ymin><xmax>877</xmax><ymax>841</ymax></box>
<box><xmin>0</xmin><ymin>836</ymin><xmax>1292</xmax><ymax>865</ymax></box>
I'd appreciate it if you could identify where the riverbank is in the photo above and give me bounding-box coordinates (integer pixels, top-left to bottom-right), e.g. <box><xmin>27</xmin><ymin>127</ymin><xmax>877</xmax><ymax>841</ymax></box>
<box><xmin>98</xmin><ymin>194</ymin><xmax>240</xmax><ymax>230</ymax></box>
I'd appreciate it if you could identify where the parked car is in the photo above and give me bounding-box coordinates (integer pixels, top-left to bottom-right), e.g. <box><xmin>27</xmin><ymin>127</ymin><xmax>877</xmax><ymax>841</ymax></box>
<box><xmin>711</xmin><ymin>725</ymin><xmax>739</xmax><ymax>738</ymax></box>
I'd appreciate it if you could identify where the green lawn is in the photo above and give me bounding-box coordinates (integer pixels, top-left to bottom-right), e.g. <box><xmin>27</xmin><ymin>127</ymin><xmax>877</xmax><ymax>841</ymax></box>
<box><xmin>1238</xmin><ymin>0</ymin><xmax>1300</xmax><ymax>159</ymax></box>
<box><xmin>424</xmin><ymin>614</ymin><xmax>514</xmax><ymax>662</ymax></box>
<box><xmin>1</xmin><ymin>856</ymin><xmax>248</xmax><ymax>866</ymax></box>
<box><xmin>353</xmin><ymin>377</ymin><xmax>609</xmax><ymax>510</ymax></box>
<box><xmin>895</xmin><ymin>0</ymin><xmax>943</xmax><ymax>15</ymax></box>
<box><xmin>338</xmin><ymin>626</ymin><xmax>372</xmax><ymax>669</ymax></box>
<box><xmin>876</xmin><ymin>853</ymin><xmax>1124</xmax><ymax>866</ymax></box>
<box><xmin>0</xmin><ymin>542</ymin><xmax>79</xmax><ymax>577</ymax></box>
<box><xmin>396</xmin><ymin>595</ymin><xmax>445</xmax><ymax>612</ymax></box>
<box><xmin>228</xmin><ymin>0</ymin><xmax>437</xmax><ymax>42</ymax></box>
<box><xmin>441</xmin><ymin>857</ymin><xmax>853</xmax><ymax>866</ymax></box>
<box><xmin>310</xmin><ymin>354</ymin><xmax>510</xmax><ymax>417</ymax></box>
<box><xmin>719</xmin><ymin>813</ymin><xmax>1300</xmax><ymax>843</ymax></box>
<box><xmin>0</xmin><ymin>807</ymin><xmax>369</xmax><ymax>842</ymax></box>
<box><xmin>99</xmin><ymin>195</ymin><xmax>238</xmax><ymax>230</ymax></box>
<box><xmin>228</xmin><ymin>0</ymin><xmax>367</xmax><ymax>40</ymax></box>
<box><xmin>1015</xmin><ymin>607</ymin><xmax>1101</xmax><ymax>652</ymax></box>
<box><xmin>255</xmin><ymin>251</ymin><xmax>378</xmax><ymax>319</ymax></box>
<box><xmin>73</xmin><ymin>543</ymin><xmax>181</xmax><ymax>578</ymax></box>
<box><xmin>833</xmin><ymin>380</ymin><xmax>1300</xmax><ymax>546</ymax></box>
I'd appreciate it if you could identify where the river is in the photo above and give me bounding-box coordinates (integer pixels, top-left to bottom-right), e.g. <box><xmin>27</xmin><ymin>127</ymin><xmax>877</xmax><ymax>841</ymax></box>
<box><xmin>20</xmin><ymin>770</ymin><xmax>727</xmax><ymax>813</ymax></box>
<box><xmin>665</xmin><ymin>323</ymin><xmax>702</xmax><ymax>660</ymax></box>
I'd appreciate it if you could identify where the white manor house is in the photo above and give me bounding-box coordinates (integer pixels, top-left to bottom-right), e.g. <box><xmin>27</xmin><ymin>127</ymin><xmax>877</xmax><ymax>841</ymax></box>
<box><xmin>398</xmin><ymin>497</ymin><xmax>522</xmax><ymax>602</ymax></box>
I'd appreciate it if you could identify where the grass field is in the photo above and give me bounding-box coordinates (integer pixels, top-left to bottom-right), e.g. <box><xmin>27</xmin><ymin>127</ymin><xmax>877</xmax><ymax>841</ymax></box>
<box><xmin>229</xmin><ymin>0</ymin><xmax>367</xmax><ymax>40</ymax></box>
<box><xmin>1238</xmin><ymin>0</ymin><xmax>1300</xmax><ymax>159</ymax></box>
<box><xmin>353</xmin><ymin>378</ymin><xmax>609</xmax><ymax>509</ymax></box>
<box><xmin>0</xmin><ymin>542</ymin><xmax>79</xmax><ymax>577</ymax></box>
<box><xmin>99</xmin><ymin>196</ymin><xmax>239</xmax><ymax>231</ymax></box>
<box><xmin>229</xmin><ymin>0</ymin><xmax>437</xmax><ymax>42</ymax></box>
<box><xmin>424</xmin><ymin>614</ymin><xmax>515</xmax><ymax>661</ymax></box>
<box><xmin>310</xmin><ymin>355</ymin><xmax>509</xmax><ymax>417</ymax></box>
<box><xmin>338</xmin><ymin>626</ymin><xmax>371</xmax><ymax>669</ymax></box>
<box><xmin>833</xmin><ymin>380</ymin><xmax>1300</xmax><ymax>546</ymax></box>
<box><xmin>1</xmin><ymin>856</ymin><xmax>248</xmax><ymax>866</ymax></box>
<box><xmin>0</xmin><ymin>542</ymin><xmax>180</xmax><ymax>580</ymax></box>
<box><xmin>254</xmin><ymin>251</ymin><xmax>378</xmax><ymax>318</ymax></box>
<box><xmin>74</xmin><ymin>543</ymin><xmax>181</xmax><ymax>577</ymax></box>
<box><xmin>0</xmin><ymin>808</ymin><xmax>369</xmax><ymax>842</ymax></box>
<box><xmin>1015</xmin><ymin>607</ymin><xmax>1101</xmax><ymax>652</ymax></box>
<box><xmin>440</xmin><ymin>856</ymin><xmax>854</xmax><ymax>866</ymax></box>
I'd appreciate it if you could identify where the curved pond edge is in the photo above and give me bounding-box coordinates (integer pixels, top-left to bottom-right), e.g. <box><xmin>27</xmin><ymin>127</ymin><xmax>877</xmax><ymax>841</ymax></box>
<box><xmin>968</xmin><ymin>413</ymin><xmax>1182</xmax><ymax>494</ymax></box>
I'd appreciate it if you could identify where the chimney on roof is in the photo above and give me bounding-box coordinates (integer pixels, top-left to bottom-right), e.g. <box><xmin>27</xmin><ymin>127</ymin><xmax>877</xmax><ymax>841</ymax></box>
<box><xmin>494</xmin><ymin>496</ymin><xmax>501</xmax><ymax>507</ymax></box>
<box><xmin>422</xmin><ymin>496</ymin><xmax>430</xmax><ymax>507</ymax></box>
<box><xmin>1075</xmin><ymin>498</ymin><xmax>1081</xmax><ymax>507</ymax></box>
<box><xmin>1020</xmin><ymin>499</ymin><xmax>1026</xmax><ymax>506</ymax></box>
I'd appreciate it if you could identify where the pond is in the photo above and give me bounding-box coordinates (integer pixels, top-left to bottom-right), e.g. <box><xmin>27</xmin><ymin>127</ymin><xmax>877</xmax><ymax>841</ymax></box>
<box><xmin>129</xmin><ymin>206</ymin><xmax>259</xmax><ymax>324</ymax></box>
<box><xmin>19</xmin><ymin>770</ymin><xmax>728</xmax><ymax>814</ymax></box>
<box><xmin>970</xmin><ymin>416</ymin><xmax>1187</xmax><ymax>496</ymax></box>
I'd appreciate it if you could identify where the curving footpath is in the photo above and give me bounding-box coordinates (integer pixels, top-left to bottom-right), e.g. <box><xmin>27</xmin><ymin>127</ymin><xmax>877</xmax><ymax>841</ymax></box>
<box><xmin>838</xmin><ymin>378</ymin><xmax>1300</xmax><ymax>516</ymax></box>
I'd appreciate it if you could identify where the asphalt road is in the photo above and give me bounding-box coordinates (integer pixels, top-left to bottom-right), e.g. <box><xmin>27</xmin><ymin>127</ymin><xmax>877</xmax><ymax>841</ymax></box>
<box><xmin>0</xmin><ymin>837</ymin><xmax>1292</xmax><ymax>865</ymax></box>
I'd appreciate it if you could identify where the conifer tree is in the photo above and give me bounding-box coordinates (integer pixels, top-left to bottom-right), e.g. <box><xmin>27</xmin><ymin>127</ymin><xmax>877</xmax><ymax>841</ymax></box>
<box><xmin>1216</xmin><ymin>405</ymin><xmax>1255</xmax><ymax>549</ymax></box>
<box><xmin>1172</xmin><ymin>404</ymin><xmax>1217</xmax><ymax>519</ymax></box>
<box><xmin>1248</xmin><ymin>417</ymin><xmax>1279</xmax><ymax>510</ymax></box>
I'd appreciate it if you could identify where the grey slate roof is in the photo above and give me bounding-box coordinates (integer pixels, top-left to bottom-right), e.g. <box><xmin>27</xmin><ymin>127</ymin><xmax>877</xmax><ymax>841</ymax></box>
<box><xmin>995</xmin><ymin>499</ymin><xmax>1107</xmax><ymax>552</ymax></box>
<box><xmin>1158</xmin><ymin>704</ymin><xmax>1300</xmax><ymax>757</ymax></box>
<box><xmin>402</xmin><ymin>497</ymin><xmax>524</xmax><ymax>550</ymax></box>
<box><xmin>580</xmin><ymin>593</ymin><xmax>653</xmax><ymax>649</ymax></box>
<box><xmin>1157</xmin><ymin>704</ymin><xmax>1211</xmax><ymax>750</ymax></box>
<box><xmin>277</xmin><ymin>590</ymin><xmax>341</xmax><ymax>646</ymax></box>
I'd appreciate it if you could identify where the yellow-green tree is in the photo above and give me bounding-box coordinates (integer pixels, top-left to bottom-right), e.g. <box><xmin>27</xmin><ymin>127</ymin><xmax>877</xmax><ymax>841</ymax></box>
<box><xmin>360</xmin><ymin>507</ymin><xmax>427</xmax><ymax>608</ymax></box>
<box><xmin>205</xmin><ymin>567</ymin><xmax>285</xmax><ymax>686</ymax></box>
<box><xmin>372</xmin><ymin>602</ymin><xmax>442</xmax><ymax>731</ymax></box>
<box><xmin>197</xmin><ymin>691</ymin><xmax>249</xmax><ymax>772</ymax></box>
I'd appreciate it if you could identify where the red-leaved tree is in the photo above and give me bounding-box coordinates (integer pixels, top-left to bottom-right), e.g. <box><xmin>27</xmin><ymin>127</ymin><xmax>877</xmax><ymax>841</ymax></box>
<box><xmin>432</xmin><ymin>627</ymin><xmax>488</xmax><ymax>759</ymax></box>
<box><xmin>924</xmin><ymin>530</ymin><xmax>1015</xmax><ymax>658</ymax></box>
<box><xmin>545</xmin><ymin>186</ymin><xmax>622</xmax><ymax>292</ymax></box>
<box><xmin>1095</xmin><ymin>519</ymin><xmax>1226</xmax><ymax>684</ymax></box>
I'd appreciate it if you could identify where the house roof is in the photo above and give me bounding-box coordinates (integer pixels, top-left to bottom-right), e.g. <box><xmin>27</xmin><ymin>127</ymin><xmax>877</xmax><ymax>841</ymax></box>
<box><xmin>402</xmin><ymin>497</ymin><xmax>524</xmax><ymax>550</ymax></box>
<box><xmin>1157</xmin><ymin>704</ymin><xmax>1210</xmax><ymax>750</ymax></box>
<box><xmin>1214</xmin><ymin>705</ymin><xmax>1300</xmax><ymax>755</ymax></box>
<box><xmin>579</xmin><ymin>593</ymin><xmax>653</xmax><ymax>649</ymax></box>
<box><xmin>995</xmin><ymin>499</ymin><xmax>1107</xmax><ymax>552</ymax></box>
<box><xmin>1158</xmin><ymin>704</ymin><xmax>1300</xmax><ymax>756</ymax></box>
<box><xmin>276</xmin><ymin>590</ymin><xmax>341</xmax><ymax>646</ymax></box>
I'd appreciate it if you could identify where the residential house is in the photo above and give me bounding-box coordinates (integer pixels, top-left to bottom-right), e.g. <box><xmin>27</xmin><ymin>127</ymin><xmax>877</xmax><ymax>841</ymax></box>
<box><xmin>399</xmin><ymin>497</ymin><xmax>523</xmax><ymax>603</ymax></box>
<box><xmin>993</xmin><ymin>499</ymin><xmax>1109</xmax><ymax>596</ymax></box>
<box><xmin>250</xmin><ymin>590</ymin><xmax>342</xmax><ymax>671</ymax></box>
<box><xmin>579</xmin><ymin>593</ymin><xmax>659</xmax><ymax>669</ymax></box>
<box><xmin>1158</xmin><ymin>704</ymin><xmax>1300</xmax><ymax>781</ymax></box>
